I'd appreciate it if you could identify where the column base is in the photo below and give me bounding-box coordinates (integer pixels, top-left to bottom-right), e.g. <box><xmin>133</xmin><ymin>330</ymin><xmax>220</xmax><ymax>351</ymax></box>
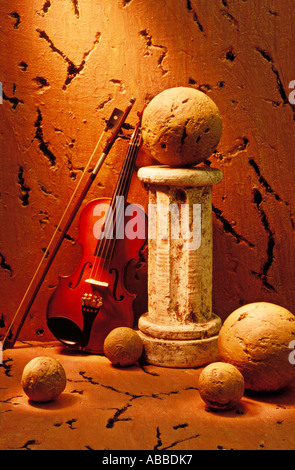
<box><xmin>138</xmin><ymin>329</ymin><xmax>220</xmax><ymax>368</ymax></box>
<box><xmin>138</xmin><ymin>312</ymin><xmax>221</xmax><ymax>340</ymax></box>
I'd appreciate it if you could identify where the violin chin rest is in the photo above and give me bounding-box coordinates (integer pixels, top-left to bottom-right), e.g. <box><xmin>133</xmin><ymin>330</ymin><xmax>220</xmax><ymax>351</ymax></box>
<box><xmin>47</xmin><ymin>316</ymin><xmax>82</xmax><ymax>347</ymax></box>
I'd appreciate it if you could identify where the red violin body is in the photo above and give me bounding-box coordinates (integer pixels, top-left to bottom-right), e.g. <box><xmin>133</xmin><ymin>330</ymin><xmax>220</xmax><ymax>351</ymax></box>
<box><xmin>47</xmin><ymin>197</ymin><xmax>147</xmax><ymax>353</ymax></box>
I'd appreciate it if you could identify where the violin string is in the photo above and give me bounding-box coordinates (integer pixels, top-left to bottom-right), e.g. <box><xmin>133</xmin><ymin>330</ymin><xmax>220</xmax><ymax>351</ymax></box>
<box><xmin>91</xmin><ymin>130</ymin><xmax>138</xmax><ymax>275</ymax></box>
<box><xmin>82</xmin><ymin>129</ymin><xmax>139</xmax><ymax>297</ymax></box>
<box><xmin>86</xmin><ymin>139</ymin><xmax>132</xmax><ymax>283</ymax></box>
<box><xmin>106</xmin><ymin>132</ymin><xmax>141</xmax><ymax>264</ymax></box>
<box><xmin>89</xmin><ymin>127</ymin><xmax>141</xmax><ymax>288</ymax></box>
<box><xmin>3</xmin><ymin>128</ymin><xmax>107</xmax><ymax>344</ymax></box>
<box><xmin>88</xmin><ymin>136</ymin><xmax>136</xmax><ymax>282</ymax></box>
<box><xmin>87</xmin><ymin>108</ymin><xmax>143</xmax><ymax>298</ymax></box>
<box><xmin>101</xmin><ymin>131</ymin><xmax>141</xmax><ymax>276</ymax></box>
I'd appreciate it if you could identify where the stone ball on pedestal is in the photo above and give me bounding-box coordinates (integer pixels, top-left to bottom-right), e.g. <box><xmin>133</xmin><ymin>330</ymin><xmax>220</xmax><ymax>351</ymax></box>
<box><xmin>142</xmin><ymin>87</ymin><xmax>222</xmax><ymax>167</ymax></box>
<box><xmin>218</xmin><ymin>302</ymin><xmax>295</xmax><ymax>392</ymax></box>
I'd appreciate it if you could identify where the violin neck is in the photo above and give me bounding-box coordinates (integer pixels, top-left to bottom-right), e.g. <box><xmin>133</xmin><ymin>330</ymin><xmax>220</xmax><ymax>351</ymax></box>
<box><xmin>94</xmin><ymin>123</ymin><xmax>142</xmax><ymax>260</ymax></box>
<box><xmin>112</xmin><ymin>124</ymin><xmax>142</xmax><ymax>202</ymax></box>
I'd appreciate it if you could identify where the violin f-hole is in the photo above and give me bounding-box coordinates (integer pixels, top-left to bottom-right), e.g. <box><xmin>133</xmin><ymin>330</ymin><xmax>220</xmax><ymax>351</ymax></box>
<box><xmin>109</xmin><ymin>267</ymin><xmax>124</xmax><ymax>302</ymax></box>
<box><xmin>68</xmin><ymin>261</ymin><xmax>92</xmax><ymax>289</ymax></box>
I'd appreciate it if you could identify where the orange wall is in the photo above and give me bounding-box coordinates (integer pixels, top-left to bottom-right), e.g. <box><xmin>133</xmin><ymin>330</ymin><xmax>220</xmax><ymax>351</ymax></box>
<box><xmin>1</xmin><ymin>0</ymin><xmax>295</xmax><ymax>342</ymax></box>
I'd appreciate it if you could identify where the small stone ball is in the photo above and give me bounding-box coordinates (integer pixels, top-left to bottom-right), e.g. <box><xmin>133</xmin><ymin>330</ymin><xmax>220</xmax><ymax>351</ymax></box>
<box><xmin>21</xmin><ymin>356</ymin><xmax>67</xmax><ymax>402</ymax></box>
<box><xmin>103</xmin><ymin>327</ymin><xmax>143</xmax><ymax>367</ymax></box>
<box><xmin>198</xmin><ymin>362</ymin><xmax>244</xmax><ymax>411</ymax></box>
<box><xmin>142</xmin><ymin>87</ymin><xmax>222</xmax><ymax>167</ymax></box>
<box><xmin>218</xmin><ymin>302</ymin><xmax>295</xmax><ymax>392</ymax></box>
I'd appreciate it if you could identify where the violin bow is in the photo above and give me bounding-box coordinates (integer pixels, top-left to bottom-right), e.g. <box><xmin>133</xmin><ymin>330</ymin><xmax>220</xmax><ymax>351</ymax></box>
<box><xmin>2</xmin><ymin>97</ymin><xmax>136</xmax><ymax>350</ymax></box>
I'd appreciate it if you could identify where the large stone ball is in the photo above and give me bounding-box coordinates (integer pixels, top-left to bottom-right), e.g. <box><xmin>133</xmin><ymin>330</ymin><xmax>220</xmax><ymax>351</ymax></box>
<box><xmin>218</xmin><ymin>302</ymin><xmax>295</xmax><ymax>392</ymax></box>
<box><xmin>142</xmin><ymin>87</ymin><xmax>222</xmax><ymax>167</ymax></box>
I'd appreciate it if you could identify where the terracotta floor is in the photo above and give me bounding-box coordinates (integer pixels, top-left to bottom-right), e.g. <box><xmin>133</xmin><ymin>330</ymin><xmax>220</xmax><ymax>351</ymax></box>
<box><xmin>1</xmin><ymin>341</ymin><xmax>295</xmax><ymax>451</ymax></box>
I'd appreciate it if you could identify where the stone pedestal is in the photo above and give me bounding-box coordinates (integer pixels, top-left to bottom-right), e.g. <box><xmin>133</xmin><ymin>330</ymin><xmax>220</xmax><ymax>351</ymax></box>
<box><xmin>137</xmin><ymin>165</ymin><xmax>223</xmax><ymax>368</ymax></box>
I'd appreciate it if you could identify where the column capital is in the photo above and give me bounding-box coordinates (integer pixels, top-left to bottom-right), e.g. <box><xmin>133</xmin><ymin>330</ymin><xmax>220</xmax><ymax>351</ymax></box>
<box><xmin>138</xmin><ymin>165</ymin><xmax>223</xmax><ymax>187</ymax></box>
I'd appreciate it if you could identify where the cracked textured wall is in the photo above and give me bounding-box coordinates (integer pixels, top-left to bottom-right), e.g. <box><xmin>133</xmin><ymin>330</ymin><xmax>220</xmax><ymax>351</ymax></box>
<box><xmin>1</xmin><ymin>0</ymin><xmax>295</xmax><ymax>342</ymax></box>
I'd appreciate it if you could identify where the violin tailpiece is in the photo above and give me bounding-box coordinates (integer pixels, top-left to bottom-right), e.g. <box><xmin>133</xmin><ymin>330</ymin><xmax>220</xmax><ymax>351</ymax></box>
<box><xmin>79</xmin><ymin>293</ymin><xmax>103</xmax><ymax>348</ymax></box>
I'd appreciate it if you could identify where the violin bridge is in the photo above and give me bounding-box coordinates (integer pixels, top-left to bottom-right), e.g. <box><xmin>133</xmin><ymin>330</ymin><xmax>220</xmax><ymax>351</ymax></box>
<box><xmin>85</xmin><ymin>278</ymin><xmax>109</xmax><ymax>288</ymax></box>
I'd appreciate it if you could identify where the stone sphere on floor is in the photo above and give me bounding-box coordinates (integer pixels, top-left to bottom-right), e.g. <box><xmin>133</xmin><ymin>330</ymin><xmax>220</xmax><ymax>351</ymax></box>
<box><xmin>21</xmin><ymin>356</ymin><xmax>67</xmax><ymax>402</ymax></box>
<box><xmin>198</xmin><ymin>362</ymin><xmax>244</xmax><ymax>411</ymax></box>
<box><xmin>142</xmin><ymin>86</ymin><xmax>222</xmax><ymax>167</ymax></box>
<box><xmin>218</xmin><ymin>302</ymin><xmax>295</xmax><ymax>392</ymax></box>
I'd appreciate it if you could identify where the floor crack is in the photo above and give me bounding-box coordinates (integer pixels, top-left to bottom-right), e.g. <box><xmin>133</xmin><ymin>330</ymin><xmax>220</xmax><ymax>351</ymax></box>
<box><xmin>154</xmin><ymin>426</ymin><xmax>200</xmax><ymax>450</ymax></box>
<box><xmin>78</xmin><ymin>371</ymin><xmax>198</xmax><ymax>430</ymax></box>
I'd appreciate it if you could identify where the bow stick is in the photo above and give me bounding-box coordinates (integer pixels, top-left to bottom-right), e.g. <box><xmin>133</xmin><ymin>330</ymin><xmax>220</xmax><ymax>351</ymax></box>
<box><xmin>2</xmin><ymin>97</ymin><xmax>136</xmax><ymax>350</ymax></box>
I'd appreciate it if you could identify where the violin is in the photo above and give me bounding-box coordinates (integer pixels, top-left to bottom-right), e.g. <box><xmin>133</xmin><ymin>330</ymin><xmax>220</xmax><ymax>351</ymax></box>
<box><xmin>46</xmin><ymin>109</ymin><xmax>147</xmax><ymax>353</ymax></box>
<box><xmin>2</xmin><ymin>98</ymin><xmax>146</xmax><ymax>352</ymax></box>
